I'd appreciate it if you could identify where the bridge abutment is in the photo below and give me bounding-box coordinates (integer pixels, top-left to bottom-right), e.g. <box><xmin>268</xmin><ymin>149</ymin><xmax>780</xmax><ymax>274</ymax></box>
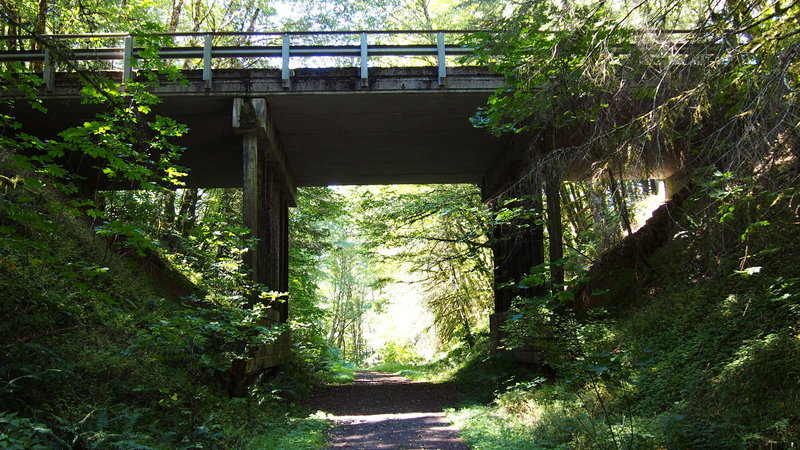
<box><xmin>483</xmin><ymin>136</ymin><xmax>547</xmax><ymax>352</ymax></box>
<box><xmin>488</xmin><ymin>191</ymin><xmax>546</xmax><ymax>352</ymax></box>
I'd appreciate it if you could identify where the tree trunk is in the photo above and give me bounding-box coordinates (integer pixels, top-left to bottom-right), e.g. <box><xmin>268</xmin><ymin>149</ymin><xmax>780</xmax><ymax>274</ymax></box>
<box><xmin>449</xmin><ymin>264</ymin><xmax>475</xmax><ymax>347</ymax></box>
<box><xmin>418</xmin><ymin>0</ymin><xmax>434</xmax><ymax>29</ymax></box>
<box><xmin>162</xmin><ymin>191</ymin><xmax>176</xmax><ymax>228</ymax></box>
<box><xmin>607</xmin><ymin>170</ymin><xmax>634</xmax><ymax>236</ymax></box>
<box><xmin>33</xmin><ymin>0</ymin><xmax>48</xmax><ymax>72</ymax></box>
<box><xmin>177</xmin><ymin>188</ymin><xmax>199</xmax><ymax>233</ymax></box>
<box><xmin>192</xmin><ymin>0</ymin><xmax>204</xmax><ymax>31</ymax></box>
<box><xmin>35</xmin><ymin>0</ymin><xmax>47</xmax><ymax>37</ymax></box>
<box><xmin>546</xmin><ymin>175</ymin><xmax>564</xmax><ymax>289</ymax></box>
<box><xmin>586</xmin><ymin>179</ymin><xmax>616</xmax><ymax>250</ymax></box>
<box><xmin>2</xmin><ymin>2</ymin><xmax>20</xmax><ymax>51</ymax></box>
<box><xmin>168</xmin><ymin>0</ymin><xmax>185</xmax><ymax>32</ymax></box>
<box><xmin>561</xmin><ymin>184</ymin><xmax>581</xmax><ymax>249</ymax></box>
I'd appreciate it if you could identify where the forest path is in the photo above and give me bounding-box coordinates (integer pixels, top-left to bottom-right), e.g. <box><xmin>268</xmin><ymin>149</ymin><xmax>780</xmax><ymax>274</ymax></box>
<box><xmin>305</xmin><ymin>371</ymin><xmax>467</xmax><ymax>449</ymax></box>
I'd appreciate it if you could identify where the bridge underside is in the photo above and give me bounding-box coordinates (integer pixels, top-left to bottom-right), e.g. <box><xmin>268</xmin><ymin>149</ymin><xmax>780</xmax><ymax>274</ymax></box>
<box><xmin>14</xmin><ymin>67</ymin><xmax>508</xmax><ymax>189</ymax></box>
<box><xmin>7</xmin><ymin>65</ymin><xmax>679</xmax><ymax>372</ymax></box>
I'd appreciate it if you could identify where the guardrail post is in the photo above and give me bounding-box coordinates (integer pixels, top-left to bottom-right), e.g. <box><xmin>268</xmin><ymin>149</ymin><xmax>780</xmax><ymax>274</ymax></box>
<box><xmin>203</xmin><ymin>34</ymin><xmax>213</xmax><ymax>90</ymax></box>
<box><xmin>123</xmin><ymin>36</ymin><xmax>134</xmax><ymax>82</ymax></box>
<box><xmin>281</xmin><ymin>35</ymin><xmax>290</xmax><ymax>89</ymax></box>
<box><xmin>437</xmin><ymin>32</ymin><xmax>447</xmax><ymax>87</ymax></box>
<box><xmin>360</xmin><ymin>33</ymin><xmax>369</xmax><ymax>89</ymax></box>
<box><xmin>43</xmin><ymin>47</ymin><xmax>54</xmax><ymax>92</ymax></box>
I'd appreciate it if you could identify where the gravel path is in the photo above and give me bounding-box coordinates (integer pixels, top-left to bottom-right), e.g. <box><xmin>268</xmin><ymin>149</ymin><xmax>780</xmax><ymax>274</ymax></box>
<box><xmin>305</xmin><ymin>371</ymin><xmax>468</xmax><ymax>449</ymax></box>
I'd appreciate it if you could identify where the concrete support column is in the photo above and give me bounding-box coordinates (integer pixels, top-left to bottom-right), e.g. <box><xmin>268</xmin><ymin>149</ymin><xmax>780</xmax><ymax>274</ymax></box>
<box><xmin>232</xmin><ymin>97</ymin><xmax>295</xmax><ymax>377</ymax></box>
<box><xmin>664</xmin><ymin>170</ymin><xmax>689</xmax><ymax>200</ymax></box>
<box><xmin>241</xmin><ymin>131</ymin><xmax>270</xmax><ymax>305</ymax></box>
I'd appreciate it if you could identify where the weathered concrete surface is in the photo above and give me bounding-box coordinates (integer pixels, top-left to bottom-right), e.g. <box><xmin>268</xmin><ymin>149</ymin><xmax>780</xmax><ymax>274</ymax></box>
<box><xmin>6</xmin><ymin>66</ymin><xmax>508</xmax><ymax>188</ymax></box>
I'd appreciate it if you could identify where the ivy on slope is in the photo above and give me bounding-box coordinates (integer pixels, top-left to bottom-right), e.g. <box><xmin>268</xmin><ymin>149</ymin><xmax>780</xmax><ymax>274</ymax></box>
<box><xmin>610</xmin><ymin>174</ymin><xmax>800</xmax><ymax>447</ymax></box>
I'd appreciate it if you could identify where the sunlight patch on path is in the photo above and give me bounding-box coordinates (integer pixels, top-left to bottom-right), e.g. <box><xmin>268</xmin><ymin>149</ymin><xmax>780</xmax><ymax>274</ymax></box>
<box><xmin>327</xmin><ymin>412</ymin><xmax>465</xmax><ymax>449</ymax></box>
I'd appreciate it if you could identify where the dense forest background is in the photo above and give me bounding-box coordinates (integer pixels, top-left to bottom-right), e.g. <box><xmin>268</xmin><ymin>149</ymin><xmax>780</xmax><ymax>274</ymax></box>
<box><xmin>1</xmin><ymin>0</ymin><xmax>799</xmax><ymax>448</ymax></box>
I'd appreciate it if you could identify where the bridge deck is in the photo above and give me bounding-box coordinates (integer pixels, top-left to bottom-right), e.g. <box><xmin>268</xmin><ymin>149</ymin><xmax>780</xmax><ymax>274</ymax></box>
<box><xmin>10</xmin><ymin>66</ymin><xmax>507</xmax><ymax>188</ymax></box>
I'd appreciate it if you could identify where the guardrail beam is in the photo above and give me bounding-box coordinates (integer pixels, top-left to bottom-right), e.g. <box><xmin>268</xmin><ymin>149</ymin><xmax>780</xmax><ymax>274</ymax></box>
<box><xmin>0</xmin><ymin>30</ymin><xmax>490</xmax><ymax>90</ymax></box>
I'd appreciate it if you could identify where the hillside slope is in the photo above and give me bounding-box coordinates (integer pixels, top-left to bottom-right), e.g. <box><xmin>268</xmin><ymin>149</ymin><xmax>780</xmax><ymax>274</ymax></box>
<box><xmin>452</xmin><ymin>168</ymin><xmax>800</xmax><ymax>448</ymax></box>
<box><xmin>0</xmin><ymin>182</ymin><xmax>328</xmax><ymax>448</ymax></box>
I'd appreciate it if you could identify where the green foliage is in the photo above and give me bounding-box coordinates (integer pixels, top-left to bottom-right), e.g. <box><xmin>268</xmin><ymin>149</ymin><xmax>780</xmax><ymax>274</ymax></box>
<box><xmin>94</xmin><ymin>220</ymin><xmax>159</xmax><ymax>257</ymax></box>
<box><xmin>0</xmin><ymin>174</ymin><xmax>335</xmax><ymax>448</ymax></box>
<box><xmin>2</xmin><ymin>42</ymin><xmax>189</xmax><ymax>260</ymax></box>
<box><xmin>0</xmin><ymin>412</ymin><xmax>54</xmax><ymax>450</ymax></box>
<box><xmin>450</xmin><ymin>405</ymin><xmax>551</xmax><ymax>449</ymax></box>
<box><xmin>358</xmin><ymin>184</ymin><xmax>493</xmax><ymax>349</ymax></box>
<box><xmin>320</xmin><ymin>357</ymin><xmax>358</xmax><ymax>385</ymax></box>
<box><xmin>448</xmin><ymin>3</ymin><xmax>800</xmax><ymax>444</ymax></box>
<box><xmin>463</xmin><ymin>2</ymin><xmax>636</xmax><ymax>135</ymax></box>
<box><xmin>0</xmin><ymin>24</ymin><xmax>337</xmax><ymax>450</ymax></box>
<box><xmin>1</xmin><ymin>2</ymin><xmax>514</xmax><ymax>449</ymax></box>
<box><xmin>271</xmin><ymin>414</ymin><xmax>331</xmax><ymax>450</ymax></box>
<box><xmin>227</xmin><ymin>410</ymin><xmax>330</xmax><ymax>450</ymax></box>
<box><xmin>3</xmin><ymin>2</ymin><xmax>798</xmax><ymax>450</ymax></box>
<box><xmin>322</xmin><ymin>223</ymin><xmax>387</xmax><ymax>364</ymax></box>
<box><xmin>467</xmin><ymin>0</ymin><xmax>800</xmax><ymax>215</ymax></box>
<box><xmin>376</xmin><ymin>339</ymin><xmax>422</xmax><ymax>365</ymax></box>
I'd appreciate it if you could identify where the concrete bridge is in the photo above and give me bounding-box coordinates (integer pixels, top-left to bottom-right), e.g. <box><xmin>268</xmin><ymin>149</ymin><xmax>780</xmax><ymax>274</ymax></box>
<box><xmin>2</xmin><ymin>31</ymin><xmax>675</xmax><ymax>373</ymax></box>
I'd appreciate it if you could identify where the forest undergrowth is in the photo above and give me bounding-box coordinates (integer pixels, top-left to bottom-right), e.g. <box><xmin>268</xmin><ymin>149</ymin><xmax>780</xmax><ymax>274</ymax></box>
<box><xmin>0</xmin><ymin>176</ymin><xmax>338</xmax><ymax>449</ymax></box>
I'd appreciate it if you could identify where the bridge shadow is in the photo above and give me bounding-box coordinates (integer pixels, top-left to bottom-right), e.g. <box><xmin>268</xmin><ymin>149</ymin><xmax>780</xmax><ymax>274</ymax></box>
<box><xmin>305</xmin><ymin>371</ymin><xmax>467</xmax><ymax>449</ymax></box>
<box><xmin>306</xmin><ymin>371</ymin><xmax>459</xmax><ymax>415</ymax></box>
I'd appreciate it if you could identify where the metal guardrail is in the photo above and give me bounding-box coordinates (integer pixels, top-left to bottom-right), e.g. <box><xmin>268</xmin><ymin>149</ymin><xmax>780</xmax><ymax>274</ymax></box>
<box><xmin>0</xmin><ymin>31</ymin><xmax>483</xmax><ymax>91</ymax></box>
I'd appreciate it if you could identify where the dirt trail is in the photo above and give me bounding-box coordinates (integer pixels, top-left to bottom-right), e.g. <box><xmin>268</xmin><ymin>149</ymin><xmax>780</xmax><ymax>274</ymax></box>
<box><xmin>305</xmin><ymin>371</ymin><xmax>467</xmax><ymax>449</ymax></box>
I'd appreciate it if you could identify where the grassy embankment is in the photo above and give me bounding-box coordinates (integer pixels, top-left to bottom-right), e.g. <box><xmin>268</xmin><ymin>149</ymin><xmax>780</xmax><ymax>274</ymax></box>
<box><xmin>0</xmin><ymin>185</ymin><xmax>331</xmax><ymax>449</ymax></box>
<box><xmin>446</xmin><ymin>176</ymin><xmax>800</xmax><ymax>448</ymax></box>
